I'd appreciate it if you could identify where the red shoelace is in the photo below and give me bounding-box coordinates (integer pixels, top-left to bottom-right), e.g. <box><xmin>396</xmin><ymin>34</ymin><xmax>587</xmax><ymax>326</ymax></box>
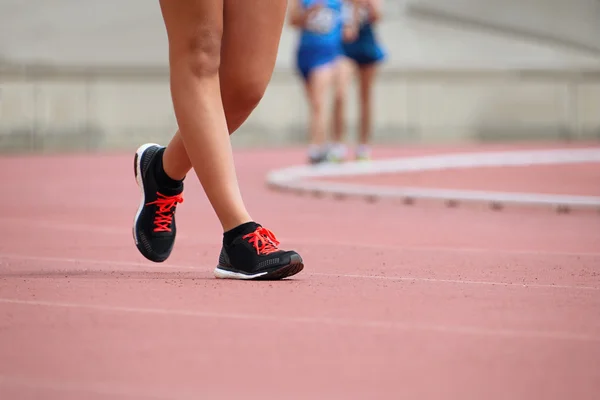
<box><xmin>146</xmin><ymin>192</ymin><xmax>184</xmax><ymax>232</ymax></box>
<box><xmin>243</xmin><ymin>227</ymin><xmax>281</xmax><ymax>255</ymax></box>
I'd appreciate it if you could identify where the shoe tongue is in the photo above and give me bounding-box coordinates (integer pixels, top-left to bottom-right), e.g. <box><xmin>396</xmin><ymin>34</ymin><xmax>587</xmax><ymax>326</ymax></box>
<box><xmin>223</xmin><ymin>221</ymin><xmax>261</xmax><ymax>246</ymax></box>
<box><xmin>158</xmin><ymin>184</ymin><xmax>183</xmax><ymax>197</ymax></box>
<box><xmin>237</xmin><ymin>222</ymin><xmax>261</xmax><ymax>237</ymax></box>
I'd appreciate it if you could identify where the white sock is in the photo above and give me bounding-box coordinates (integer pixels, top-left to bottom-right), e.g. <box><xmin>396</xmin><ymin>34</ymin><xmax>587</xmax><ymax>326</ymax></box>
<box><xmin>356</xmin><ymin>145</ymin><xmax>370</xmax><ymax>158</ymax></box>
<box><xmin>330</xmin><ymin>143</ymin><xmax>348</xmax><ymax>159</ymax></box>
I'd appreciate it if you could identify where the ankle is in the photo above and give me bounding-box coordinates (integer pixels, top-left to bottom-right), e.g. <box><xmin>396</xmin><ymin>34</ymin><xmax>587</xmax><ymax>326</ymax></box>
<box><xmin>154</xmin><ymin>148</ymin><xmax>184</xmax><ymax>190</ymax></box>
<box><xmin>161</xmin><ymin>147</ymin><xmax>189</xmax><ymax>182</ymax></box>
<box><xmin>223</xmin><ymin>221</ymin><xmax>259</xmax><ymax>246</ymax></box>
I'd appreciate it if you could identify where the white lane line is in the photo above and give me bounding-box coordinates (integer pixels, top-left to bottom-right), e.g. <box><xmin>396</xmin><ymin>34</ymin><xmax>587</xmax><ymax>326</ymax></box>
<box><xmin>311</xmin><ymin>273</ymin><xmax>600</xmax><ymax>291</ymax></box>
<box><xmin>266</xmin><ymin>148</ymin><xmax>600</xmax><ymax>209</ymax></box>
<box><xmin>0</xmin><ymin>218</ymin><xmax>203</xmax><ymax>242</ymax></box>
<box><xmin>0</xmin><ymin>374</ymin><xmax>192</xmax><ymax>400</ymax></box>
<box><xmin>291</xmin><ymin>237</ymin><xmax>600</xmax><ymax>258</ymax></box>
<box><xmin>0</xmin><ymin>297</ymin><xmax>598</xmax><ymax>343</ymax></box>
<box><xmin>2</xmin><ymin>217</ymin><xmax>600</xmax><ymax>258</ymax></box>
<box><xmin>268</xmin><ymin>148</ymin><xmax>600</xmax><ymax>180</ymax></box>
<box><xmin>1</xmin><ymin>253</ymin><xmax>597</xmax><ymax>291</ymax></box>
<box><xmin>0</xmin><ymin>253</ymin><xmax>198</xmax><ymax>271</ymax></box>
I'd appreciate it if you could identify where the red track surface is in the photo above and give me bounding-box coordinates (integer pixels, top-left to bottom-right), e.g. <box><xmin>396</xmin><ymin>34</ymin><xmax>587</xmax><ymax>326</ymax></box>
<box><xmin>1</xmin><ymin>144</ymin><xmax>599</xmax><ymax>399</ymax></box>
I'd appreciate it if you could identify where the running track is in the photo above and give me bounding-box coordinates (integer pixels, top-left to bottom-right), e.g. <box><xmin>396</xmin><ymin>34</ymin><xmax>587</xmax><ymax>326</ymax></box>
<box><xmin>0</xmin><ymin>143</ymin><xmax>599</xmax><ymax>399</ymax></box>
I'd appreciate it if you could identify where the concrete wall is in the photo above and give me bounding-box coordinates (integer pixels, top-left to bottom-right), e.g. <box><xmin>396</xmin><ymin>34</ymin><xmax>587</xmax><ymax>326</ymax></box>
<box><xmin>408</xmin><ymin>0</ymin><xmax>600</xmax><ymax>55</ymax></box>
<box><xmin>2</xmin><ymin>0</ymin><xmax>600</xmax><ymax>69</ymax></box>
<box><xmin>1</xmin><ymin>67</ymin><xmax>599</xmax><ymax>152</ymax></box>
<box><xmin>1</xmin><ymin>1</ymin><xmax>599</xmax><ymax>152</ymax></box>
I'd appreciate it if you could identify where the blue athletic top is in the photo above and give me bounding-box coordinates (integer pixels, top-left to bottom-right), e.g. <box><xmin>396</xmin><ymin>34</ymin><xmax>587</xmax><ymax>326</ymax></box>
<box><xmin>341</xmin><ymin>1</ymin><xmax>386</xmax><ymax>65</ymax></box>
<box><xmin>342</xmin><ymin>1</ymin><xmax>376</xmax><ymax>40</ymax></box>
<box><xmin>356</xmin><ymin>5</ymin><xmax>377</xmax><ymax>39</ymax></box>
<box><xmin>298</xmin><ymin>0</ymin><xmax>344</xmax><ymax>52</ymax></box>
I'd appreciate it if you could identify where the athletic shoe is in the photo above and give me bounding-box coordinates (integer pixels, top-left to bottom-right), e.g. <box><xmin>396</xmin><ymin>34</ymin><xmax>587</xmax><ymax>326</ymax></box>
<box><xmin>214</xmin><ymin>225</ymin><xmax>304</xmax><ymax>280</ymax></box>
<box><xmin>307</xmin><ymin>145</ymin><xmax>329</xmax><ymax>165</ymax></box>
<box><xmin>133</xmin><ymin>143</ymin><xmax>184</xmax><ymax>262</ymax></box>
<box><xmin>309</xmin><ymin>153</ymin><xmax>328</xmax><ymax>164</ymax></box>
<box><xmin>355</xmin><ymin>145</ymin><xmax>371</xmax><ymax>161</ymax></box>
<box><xmin>327</xmin><ymin>143</ymin><xmax>348</xmax><ymax>163</ymax></box>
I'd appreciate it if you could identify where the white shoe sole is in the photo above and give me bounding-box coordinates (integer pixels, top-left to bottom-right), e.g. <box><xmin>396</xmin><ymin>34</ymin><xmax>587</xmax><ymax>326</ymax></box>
<box><xmin>214</xmin><ymin>254</ymin><xmax>304</xmax><ymax>280</ymax></box>
<box><xmin>213</xmin><ymin>268</ymin><xmax>268</xmax><ymax>280</ymax></box>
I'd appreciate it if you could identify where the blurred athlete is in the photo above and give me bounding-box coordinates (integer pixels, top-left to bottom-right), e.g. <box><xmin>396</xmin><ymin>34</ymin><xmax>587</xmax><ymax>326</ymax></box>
<box><xmin>330</xmin><ymin>0</ymin><xmax>386</xmax><ymax>162</ymax></box>
<box><xmin>289</xmin><ymin>0</ymin><xmax>358</xmax><ymax>164</ymax></box>
<box><xmin>132</xmin><ymin>0</ymin><xmax>304</xmax><ymax>280</ymax></box>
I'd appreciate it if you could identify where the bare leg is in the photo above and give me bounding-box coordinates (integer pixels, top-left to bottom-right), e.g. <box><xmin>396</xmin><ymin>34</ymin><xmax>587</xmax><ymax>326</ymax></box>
<box><xmin>159</xmin><ymin>0</ymin><xmax>287</xmax><ymax>231</ymax></box>
<box><xmin>358</xmin><ymin>63</ymin><xmax>377</xmax><ymax>145</ymax></box>
<box><xmin>305</xmin><ymin>63</ymin><xmax>336</xmax><ymax>148</ymax></box>
<box><xmin>162</xmin><ymin>0</ymin><xmax>287</xmax><ymax>183</ymax></box>
<box><xmin>332</xmin><ymin>58</ymin><xmax>353</xmax><ymax>144</ymax></box>
<box><xmin>220</xmin><ymin>0</ymin><xmax>287</xmax><ymax>132</ymax></box>
<box><xmin>159</xmin><ymin>0</ymin><xmax>249</xmax><ymax>231</ymax></box>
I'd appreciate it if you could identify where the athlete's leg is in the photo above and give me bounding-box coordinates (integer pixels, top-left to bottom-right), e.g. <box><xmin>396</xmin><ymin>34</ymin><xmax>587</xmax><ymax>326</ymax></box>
<box><xmin>356</xmin><ymin>63</ymin><xmax>377</xmax><ymax>159</ymax></box>
<box><xmin>214</xmin><ymin>0</ymin><xmax>303</xmax><ymax>279</ymax></box>
<box><xmin>332</xmin><ymin>58</ymin><xmax>352</xmax><ymax>143</ymax></box>
<box><xmin>161</xmin><ymin>0</ymin><xmax>287</xmax><ymax>181</ymax></box>
<box><xmin>330</xmin><ymin>58</ymin><xmax>353</xmax><ymax>161</ymax></box>
<box><xmin>134</xmin><ymin>0</ymin><xmax>230</xmax><ymax>262</ymax></box>
<box><xmin>221</xmin><ymin>0</ymin><xmax>288</xmax><ymax>130</ymax></box>
<box><xmin>358</xmin><ymin>64</ymin><xmax>377</xmax><ymax>144</ymax></box>
<box><xmin>158</xmin><ymin>0</ymin><xmax>251</xmax><ymax>232</ymax></box>
<box><xmin>304</xmin><ymin>62</ymin><xmax>336</xmax><ymax>163</ymax></box>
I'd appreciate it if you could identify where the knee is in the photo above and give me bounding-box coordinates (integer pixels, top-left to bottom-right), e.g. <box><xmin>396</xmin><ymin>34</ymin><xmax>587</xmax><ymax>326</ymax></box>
<box><xmin>310</xmin><ymin>97</ymin><xmax>325</xmax><ymax>116</ymax></box>
<box><xmin>223</xmin><ymin>76</ymin><xmax>267</xmax><ymax>119</ymax></box>
<box><xmin>178</xmin><ymin>26</ymin><xmax>223</xmax><ymax>77</ymax></box>
<box><xmin>334</xmin><ymin>87</ymin><xmax>346</xmax><ymax>105</ymax></box>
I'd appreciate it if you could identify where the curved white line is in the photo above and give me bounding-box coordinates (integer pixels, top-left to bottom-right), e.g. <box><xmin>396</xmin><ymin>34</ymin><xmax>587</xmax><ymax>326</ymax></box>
<box><xmin>266</xmin><ymin>148</ymin><xmax>600</xmax><ymax>210</ymax></box>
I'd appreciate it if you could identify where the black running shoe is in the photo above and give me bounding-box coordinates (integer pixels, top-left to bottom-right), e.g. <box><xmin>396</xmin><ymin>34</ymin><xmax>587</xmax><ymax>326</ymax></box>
<box><xmin>308</xmin><ymin>151</ymin><xmax>328</xmax><ymax>165</ymax></box>
<box><xmin>214</xmin><ymin>225</ymin><xmax>304</xmax><ymax>280</ymax></box>
<box><xmin>133</xmin><ymin>143</ymin><xmax>184</xmax><ymax>262</ymax></box>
